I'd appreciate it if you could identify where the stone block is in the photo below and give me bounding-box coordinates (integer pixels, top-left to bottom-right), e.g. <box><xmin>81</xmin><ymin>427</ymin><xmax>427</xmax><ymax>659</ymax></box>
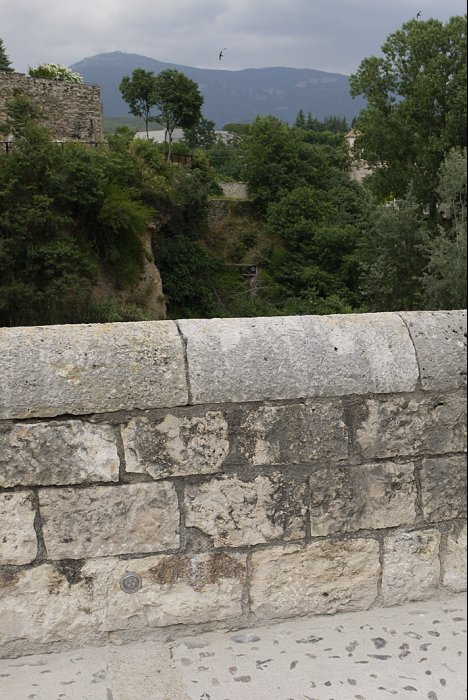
<box><xmin>178</xmin><ymin>313</ymin><xmax>419</xmax><ymax>404</ymax></box>
<box><xmin>420</xmin><ymin>456</ymin><xmax>467</xmax><ymax>522</ymax></box>
<box><xmin>122</xmin><ymin>410</ymin><xmax>229</xmax><ymax>479</ymax></box>
<box><xmin>184</xmin><ymin>475</ymin><xmax>307</xmax><ymax>547</ymax></box>
<box><xmin>250</xmin><ymin>539</ymin><xmax>380</xmax><ymax>620</ymax></box>
<box><xmin>400</xmin><ymin>310</ymin><xmax>467</xmax><ymax>390</ymax></box>
<box><xmin>310</xmin><ymin>462</ymin><xmax>417</xmax><ymax>536</ymax></box>
<box><xmin>355</xmin><ymin>394</ymin><xmax>466</xmax><ymax>459</ymax></box>
<box><xmin>236</xmin><ymin>402</ymin><xmax>348</xmax><ymax>466</ymax></box>
<box><xmin>382</xmin><ymin>530</ymin><xmax>441</xmax><ymax>606</ymax></box>
<box><xmin>0</xmin><ymin>552</ymin><xmax>247</xmax><ymax>658</ymax></box>
<box><xmin>442</xmin><ymin>524</ymin><xmax>467</xmax><ymax>593</ymax></box>
<box><xmin>88</xmin><ymin>551</ymin><xmax>247</xmax><ymax>632</ymax></box>
<box><xmin>39</xmin><ymin>483</ymin><xmax>180</xmax><ymax>559</ymax></box>
<box><xmin>0</xmin><ymin>420</ymin><xmax>119</xmax><ymax>487</ymax></box>
<box><xmin>0</xmin><ymin>492</ymin><xmax>37</xmax><ymax>565</ymax></box>
<box><xmin>0</xmin><ymin>322</ymin><xmax>188</xmax><ymax>420</ymax></box>
<box><xmin>0</xmin><ymin>563</ymin><xmax>104</xmax><ymax>658</ymax></box>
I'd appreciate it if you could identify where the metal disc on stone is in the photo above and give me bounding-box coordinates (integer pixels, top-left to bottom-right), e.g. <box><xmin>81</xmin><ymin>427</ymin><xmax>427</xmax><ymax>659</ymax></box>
<box><xmin>120</xmin><ymin>572</ymin><xmax>142</xmax><ymax>594</ymax></box>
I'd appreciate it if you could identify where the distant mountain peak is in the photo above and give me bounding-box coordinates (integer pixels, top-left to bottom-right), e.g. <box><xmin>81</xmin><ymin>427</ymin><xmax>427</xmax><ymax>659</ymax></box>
<box><xmin>71</xmin><ymin>51</ymin><xmax>365</xmax><ymax>126</ymax></box>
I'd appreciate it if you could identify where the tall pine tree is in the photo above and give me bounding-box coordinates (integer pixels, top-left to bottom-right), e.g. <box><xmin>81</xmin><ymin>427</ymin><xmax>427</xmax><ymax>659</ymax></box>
<box><xmin>0</xmin><ymin>39</ymin><xmax>13</xmax><ymax>72</ymax></box>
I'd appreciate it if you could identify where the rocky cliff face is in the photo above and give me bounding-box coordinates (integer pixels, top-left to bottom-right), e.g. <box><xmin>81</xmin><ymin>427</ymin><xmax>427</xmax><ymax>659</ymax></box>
<box><xmin>92</xmin><ymin>227</ymin><xmax>166</xmax><ymax>319</ymax></box>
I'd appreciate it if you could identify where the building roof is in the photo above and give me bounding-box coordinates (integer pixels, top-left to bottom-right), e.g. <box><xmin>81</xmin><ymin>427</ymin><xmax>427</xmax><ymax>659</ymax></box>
<box><xmin>134</xmin><ymin>129</ymin><xmax>185</xmax><ymax>143</ymax></box>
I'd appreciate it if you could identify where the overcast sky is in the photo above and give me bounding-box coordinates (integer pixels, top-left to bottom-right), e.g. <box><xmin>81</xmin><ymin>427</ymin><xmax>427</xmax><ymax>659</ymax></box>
<box><xmin>2</xmin><ymin>0</ymin><xmax>466</xmax><ymax>77</ymax></box>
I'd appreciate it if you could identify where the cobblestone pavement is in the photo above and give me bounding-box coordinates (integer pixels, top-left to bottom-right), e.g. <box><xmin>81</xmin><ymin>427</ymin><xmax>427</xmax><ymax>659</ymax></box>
<box><xmin>0</xmin><ymin>594</ymin><xmax>466</xmax><ymax>700</ymax></box>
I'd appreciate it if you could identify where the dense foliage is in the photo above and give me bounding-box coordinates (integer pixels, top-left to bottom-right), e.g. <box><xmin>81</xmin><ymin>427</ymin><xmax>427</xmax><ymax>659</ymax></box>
<box><xmin>350</xmin><ymin>16</ymin><xmax>467</xmax><ymax>209</ymax></box>
<box><xmin>349</xmin><ymin>15</ymin><xmax>467</xmax><ymax>311</ymax></box>
<box><xmin>0</xmin><ymin>100</ymin><xmax>220</xmax><ymax>325</ymax></box>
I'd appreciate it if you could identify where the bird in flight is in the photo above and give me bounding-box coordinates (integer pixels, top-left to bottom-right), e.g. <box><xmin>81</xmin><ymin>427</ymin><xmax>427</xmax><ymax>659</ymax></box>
<box><xmin>219</xmin><ymin>48</ymin><xmax>226</xmax><ymax>61</ymax></box>
<box><xmin>417</xmin><ymin>10</ymin><xmax>422</xmax><ymax>18</ymax></box>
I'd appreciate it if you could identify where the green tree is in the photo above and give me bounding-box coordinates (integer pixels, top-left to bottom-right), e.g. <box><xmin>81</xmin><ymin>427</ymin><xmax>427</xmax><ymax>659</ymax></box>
<box><xmin>261</xmin><ymin>183</ymin><xmax>363</xmax><ymax>311</ymax></box>
<box><xmin>153</xmin><ymin>70</ymin><xmax>204</xmax><ymax>161</ymax></box>
<box><xmin>207</xmin><ymin>139</ymin><xmax>245</xmax><ymax>180</ymax></box>
<box><xmin>305</xmin><ymin>111</ymin><xmax>320</xmax><ymax>131</ymax></box>
<box><xmin>0</xmin><ymin>124</ymin><xmax>96</xmax><ymax>325</ymax></box>
<box><xmin>350</xmin><ymin>15</ymin><xmax>467</xmax><ymax>207</ymax></box>
<box><xmin>119</xmin><ymin>68</ymin><xmax>159</xmax><ymax>139</ymax></box>
<box><xmin>356</xmin><ymin>198</ymin><xmax>430</xmax><ymax>311</ymax></box>
<box><xmin>0</xmin><ymin>95</ymin><xmax>44</xmax><ymax>137</ymax></box>
<box><xmin>0</xmin><ymin>39</ymin><xmax>13</xmax><ymax>71</ymax></box>
<box><xmin>322</xmin><ymin>115</ymin><xmax>348</xmax><ymax>133</ymax></box>
<box><xmin>295</xmin><ymin>109</ymin><xmax>306</xmax><ymax>128</ymax></box>
<box><xmin>183</xmin><ymin>117</ymin><xmax>216</xmax><ymax>149</ymax></box>
<box><xmin>241</xmin><ymin>116</ymin><xmax>330</xmax><ymax>208</ymax></box>
<box><xmin>423</xmin><ymin>147</ymin><xmax>467</xmax><ymax>308</ymax></box>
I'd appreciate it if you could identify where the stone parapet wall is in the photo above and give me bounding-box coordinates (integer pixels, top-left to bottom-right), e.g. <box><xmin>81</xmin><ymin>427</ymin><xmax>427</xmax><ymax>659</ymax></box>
<box><xmin>0</xmin><ymin>72</ymin><xmax>104</xmax><ymax>142</ymax></box>
<box><xmin>0</xmin><ymin>310</ymin><xmax>466</xmax><ymax>658</ymax></box>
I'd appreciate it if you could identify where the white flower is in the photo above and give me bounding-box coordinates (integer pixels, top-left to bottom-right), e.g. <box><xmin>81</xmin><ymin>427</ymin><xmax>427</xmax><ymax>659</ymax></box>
<box><xmin>29</xmin><ymin>63</ymin><xmax>84</xmax><ymax>83</ymax></box>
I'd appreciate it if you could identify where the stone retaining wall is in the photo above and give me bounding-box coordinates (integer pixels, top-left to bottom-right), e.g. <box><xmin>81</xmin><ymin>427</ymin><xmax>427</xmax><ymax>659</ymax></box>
<box><xmin>220</xmin><ymin>182</ymin><xmax>249</xmax><ymax>199</ymax></box>
<box><xmin>207</xmin><ymin>198</ymin><xmax>253</xmax><ymax>227</ymax></box>
<box><xmin>0</xmin><ymin>311</ymin><xmax>466</xmax><ymax>658</ymax></box>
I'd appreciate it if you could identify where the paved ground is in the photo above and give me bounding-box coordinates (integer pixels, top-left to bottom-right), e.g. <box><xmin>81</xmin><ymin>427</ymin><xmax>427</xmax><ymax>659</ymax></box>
<box><xmin>0</xmin><ymin>594</ymin><xmax>466</xmax><ymax>700</ymax></box>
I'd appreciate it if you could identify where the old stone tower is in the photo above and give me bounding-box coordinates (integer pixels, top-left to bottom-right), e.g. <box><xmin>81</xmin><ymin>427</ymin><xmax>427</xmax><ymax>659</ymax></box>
<box><xmin>0</xmin><ymin>71</ymin><xmax>104</xmax><ymax>142</ymax></box>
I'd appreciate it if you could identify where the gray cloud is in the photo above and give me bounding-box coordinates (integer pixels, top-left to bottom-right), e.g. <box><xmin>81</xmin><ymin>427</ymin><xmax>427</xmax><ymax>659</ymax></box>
<box><xmin>1</xmin><ymin>0</ymin><xmax>466</xmax><ymax>76</ymax></box>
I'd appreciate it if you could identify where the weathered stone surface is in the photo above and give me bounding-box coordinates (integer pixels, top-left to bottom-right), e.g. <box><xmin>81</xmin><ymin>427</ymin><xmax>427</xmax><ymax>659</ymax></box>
<box><xmin>39</xmin><ymin>483</ymin><xmax>179</xmax><ymax>559</ymax></box>
<box><xmin>310</xmin><ymin>462</ymin><xmax>417</xmax><ymax>536</ymax></box>
<box><xmin>178</xmin><ymin>313</ymin><xmax>419</xmax><ymax>404</ymax></box>
<box><xmin>400</xmin><ymin>310</ymin><xmax>467</xmax><ymax>391</ymax></box>
<box><xmin>421</xmin><ymin>456</ymin><xmax>467</xmax><ymax>522</ymax></box>
<box><xmin>88</xmin><ymin>551</ymin><xmax>247</xmax><ymax>632</ymax></box>
<box><xmin>184</xmin><ymin>475</ymin><xmax>307</xmax><ymax>547</ymax></box>
<box><xmin>355</xmin><ymin>394</ymin><xmax>466</xmax><ymax>459</ymax></box>
<box><xmin>442</xmin><ymin>524</ymin><xmax>467</xmax><ymax>593</ymax></box>
<box><xmin>236</xmin><ymin>402</ymin><xmax>348</xmax><ymax>466</ymax></box>
<box><xmin>0</xmin><ymin>420</ymin><xmax>119</xmax><ymax>487</ymax></box>
<box><xmin>250</xmin><ymin>539</ymin><xmax>380</xmax><ymax>620</ymax></box>
<box><xmin>122</xmin><ymin>411</ymin><xmax>229</xmax><ymax>479</ymax></box>
<box><xmin>382</xmin><ymin>530</ymin><xmax>441</xmax><ymax>606</ymax></box>
<box><xmin>0</xmin><ymin>492</ymin><xmax>37</xmax><ymax>565</ymax></box>
<box><xmin>0</xmin><ymin>71</ymin><xmax>104</xmax><ymax>143</ymax></box>
<box><xmin>0</xmin><ymin>322</ymin><xmax>188</xmax><ymax>420</ymax></box>
<box><xmin>0</xmin><ymin>564</ymin><xmax>105</xmax><ymax>658</ymax></box>
<box><xmin>0</xmin><ymin>552</ymin><xmax>246</xmax><ymax>658</ymax></box>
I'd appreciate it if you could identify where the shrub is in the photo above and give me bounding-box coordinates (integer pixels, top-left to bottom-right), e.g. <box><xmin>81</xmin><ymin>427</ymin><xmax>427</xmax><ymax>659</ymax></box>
<box><xmin>28</xmin><ymin>64</ymin><xmax>83</xmax><ymax>83</ymax></box>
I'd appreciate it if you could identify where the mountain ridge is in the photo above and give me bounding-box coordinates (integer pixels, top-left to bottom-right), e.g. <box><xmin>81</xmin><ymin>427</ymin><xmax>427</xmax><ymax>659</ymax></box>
<box><xmin>71</xmin><ymin>51</ymin><xmax>366</xmax><ymax>127</ymax></box>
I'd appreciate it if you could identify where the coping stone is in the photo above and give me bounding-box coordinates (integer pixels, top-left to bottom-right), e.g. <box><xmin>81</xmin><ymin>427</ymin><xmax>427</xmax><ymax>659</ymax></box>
<box><xmin>178</xmin><ymin>313</ymin><xmax>420</xmax><ymax>404</ymax></box>
<box><xmin>399</xmin><ymin>310</ymin><xmax>467</xmax><ymax>390</ymax></box>
<box><xmin>0</xmin><ymin>322</ymin><xmax>188</xmax><ymax>419</ymax></box>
